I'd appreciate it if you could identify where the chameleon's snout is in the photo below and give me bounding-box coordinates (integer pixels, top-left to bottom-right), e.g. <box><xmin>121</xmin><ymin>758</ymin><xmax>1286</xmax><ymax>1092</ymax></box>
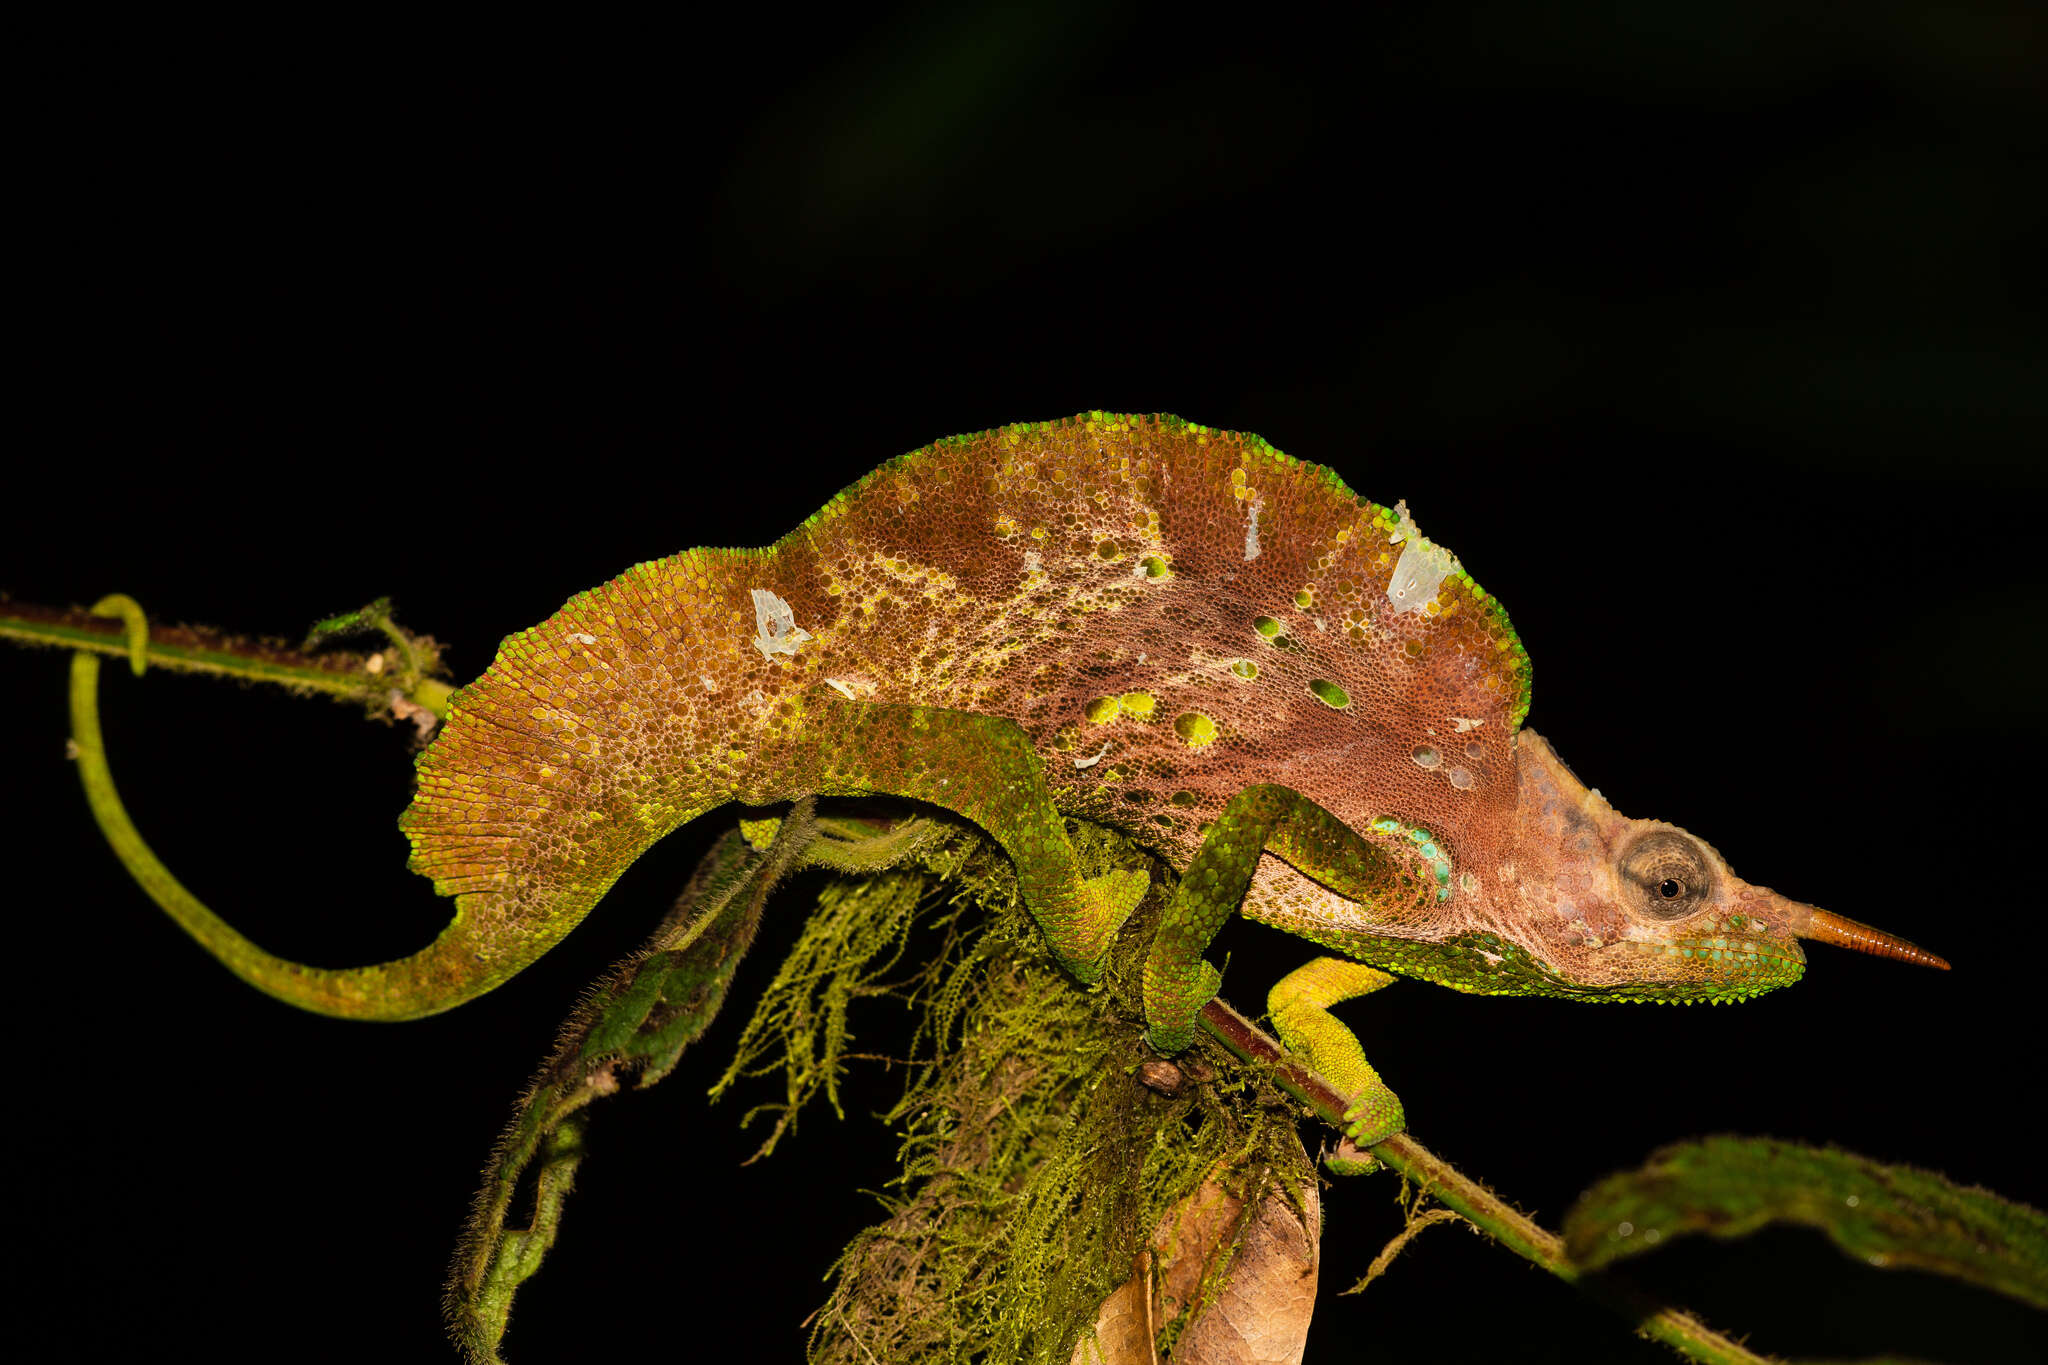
<box><xmin>1786</xmin><ymin>903</ymin><xmax>1950</xmax><ymax>971</ymax></box>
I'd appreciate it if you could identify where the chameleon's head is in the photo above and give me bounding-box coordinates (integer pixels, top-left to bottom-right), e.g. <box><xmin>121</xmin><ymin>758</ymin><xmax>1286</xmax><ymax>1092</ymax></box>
<box><xmin>1503</xmin><ymin>729</ymin><xmax>1947</xmax><ymax>1002</ymax></box>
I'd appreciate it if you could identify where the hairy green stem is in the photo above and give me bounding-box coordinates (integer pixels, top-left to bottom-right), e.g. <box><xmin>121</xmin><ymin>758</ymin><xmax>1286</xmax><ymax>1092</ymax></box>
<box><xmin>1198</xmin><ymin>998</ymin><xmax>1771</xmax><ymax>1365</ymax></box>
<box><xmin>1</xmin><ymin>597</ymin><xmax>453</xmax><ymax>716</ymax></box>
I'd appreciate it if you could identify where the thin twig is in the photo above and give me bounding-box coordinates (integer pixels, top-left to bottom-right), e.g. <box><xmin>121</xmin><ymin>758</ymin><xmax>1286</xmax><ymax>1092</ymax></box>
<box><xmin>1349</xmin><ymin>1206</ymin><xmax>1461</xmax><ymax>1294</ymax></box>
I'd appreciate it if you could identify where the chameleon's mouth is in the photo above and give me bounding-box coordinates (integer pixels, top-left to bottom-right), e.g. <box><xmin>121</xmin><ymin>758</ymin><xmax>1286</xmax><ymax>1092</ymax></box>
<box><xmin>1669</xmin><ymin>929</ymin><xmax>1805</xmax><ymax>980</ymax></box>
<box><xmin>1582</xmin><ymin>911</ymin><xmax>1808</xmax><ymax>1002</ymax></box>
<box><xmin>1636</xmin><ymin>929</ymin><xmax>1806</xmax><ymax>996</ymax></box>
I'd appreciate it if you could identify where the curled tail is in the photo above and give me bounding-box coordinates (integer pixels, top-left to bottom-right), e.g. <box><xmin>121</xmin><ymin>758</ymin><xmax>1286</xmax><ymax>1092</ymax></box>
<box><xmin>81</xmin><ymin>554</ymin><xmax>759</xmax><ymax>1020</ymax></box>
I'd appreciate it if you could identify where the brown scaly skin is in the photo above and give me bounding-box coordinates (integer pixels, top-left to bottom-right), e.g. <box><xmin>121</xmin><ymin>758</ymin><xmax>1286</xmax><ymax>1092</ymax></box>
<box><xmin>122</xmin><ymin>412</ymin><xmax>1945</xmax><ymax>1161</ymax></box>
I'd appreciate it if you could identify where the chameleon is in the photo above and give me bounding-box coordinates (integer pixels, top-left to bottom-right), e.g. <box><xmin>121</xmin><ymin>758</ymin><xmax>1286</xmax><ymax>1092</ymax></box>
<box><xmin>127</xmin><ymin>411</ymin><xmax>1947</xmax><ymax>1151</ymax></box>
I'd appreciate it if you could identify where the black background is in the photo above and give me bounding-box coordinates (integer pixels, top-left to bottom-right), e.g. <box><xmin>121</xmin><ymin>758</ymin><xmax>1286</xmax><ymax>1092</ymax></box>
<box><xmin>10</xmin><ymin>6</ymin><xmax>2045</xmax><ymax>1362</ymax></box>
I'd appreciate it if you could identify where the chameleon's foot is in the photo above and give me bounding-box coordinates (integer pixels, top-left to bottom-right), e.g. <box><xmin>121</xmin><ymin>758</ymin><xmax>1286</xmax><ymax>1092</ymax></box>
<box><xmin>1267</xmin><ymin>955</ymin><xmax>1405</xmax><ymax>1158</ymax></box>
<box><xmin>1341</xmin><ymin>1087</ymin><xmax>1406</xmax><ymax>1149</ymax></box>
<box><xmin>1065</xmin><ymin>868</ymin><xmax>1151</xmax><ymax>983</ymax></box>
<box><xmin>1319</xmin><ymin>1090</ymin><xmax>1405</xmax><ymax>1176</ymax></box>
<box><xmin>1144</xmin><ymin>957</ymin><xmax>1222</xmax><ymax>1054</ymax></box>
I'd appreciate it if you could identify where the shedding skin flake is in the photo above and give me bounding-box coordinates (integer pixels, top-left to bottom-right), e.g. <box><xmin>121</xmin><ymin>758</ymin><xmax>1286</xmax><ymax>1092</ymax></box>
<box><xmin>1385</xmin><ymin>499</ymin><xmax>1462</xmax><ymax>614</ymax></box>
<box><xmin>750</xmin><ymin>588</ymin><xmax>811</xmax><ymax>661</ymax></box>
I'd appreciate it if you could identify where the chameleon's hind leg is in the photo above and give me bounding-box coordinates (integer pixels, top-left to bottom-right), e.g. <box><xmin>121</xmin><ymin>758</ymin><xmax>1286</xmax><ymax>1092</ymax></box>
<box><xmin>1270</xmin><ymin>957</ymin><xmax>1403</xmax><ymax>1169</ymax></box>
<box><xmin>791</xmin><ymin>696</ymin><xmax>1147</xmax><ymax>982</ymax></box>
<box><xmin>1143</xmin><ymin>784</ymin><xmax>1437</xmax><ymax>1052</ymax></box>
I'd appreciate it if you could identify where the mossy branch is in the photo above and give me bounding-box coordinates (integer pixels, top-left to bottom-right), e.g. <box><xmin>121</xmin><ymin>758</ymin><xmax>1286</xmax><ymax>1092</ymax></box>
<box><xmin>0</xmin><ymin>595</ymin><xmax>454</xmax><ymax>718</ymax></box>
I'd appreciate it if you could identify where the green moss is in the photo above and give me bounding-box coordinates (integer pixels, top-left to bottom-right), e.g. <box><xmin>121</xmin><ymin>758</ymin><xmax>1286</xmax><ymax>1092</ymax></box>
<box><xmin>706</xmin><ymin>814</ymin><xmax>1307</xmax><ymax>1364</ymax></box>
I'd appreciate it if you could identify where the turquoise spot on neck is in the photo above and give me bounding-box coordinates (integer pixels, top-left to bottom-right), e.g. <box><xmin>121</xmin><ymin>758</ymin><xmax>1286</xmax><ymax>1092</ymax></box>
<box><xmin>1368</xmin><ymin>815</ymin><xmax>1455</xmax><ymax>901</ymax></box>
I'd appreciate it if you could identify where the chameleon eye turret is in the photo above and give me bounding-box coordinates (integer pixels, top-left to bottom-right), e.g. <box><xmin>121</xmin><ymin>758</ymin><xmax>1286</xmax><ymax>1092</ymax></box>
<box><xmin>1616</xmin><ymin>830</ymin><xmax>1715</xmax><ymax>922</ymax></box>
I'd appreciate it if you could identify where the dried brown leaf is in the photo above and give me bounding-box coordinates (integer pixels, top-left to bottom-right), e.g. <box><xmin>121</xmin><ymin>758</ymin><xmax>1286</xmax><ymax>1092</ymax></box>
<box><xmin>1073</xmin><ymin>1144</ymin><xmax>1320</xmax><ymax>1365</ymax></box>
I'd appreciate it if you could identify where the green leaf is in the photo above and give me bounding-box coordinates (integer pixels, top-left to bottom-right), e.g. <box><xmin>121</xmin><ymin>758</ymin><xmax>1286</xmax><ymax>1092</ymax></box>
<box><xmin>303</xmin><ymin>597</ymin><xmax>397</xmax><ymax>645</ymax></box>
<box><xmin>1563</xmin><ymin>1136</ymin><xmax>2048</xmax><ymax>1310</ymax></box>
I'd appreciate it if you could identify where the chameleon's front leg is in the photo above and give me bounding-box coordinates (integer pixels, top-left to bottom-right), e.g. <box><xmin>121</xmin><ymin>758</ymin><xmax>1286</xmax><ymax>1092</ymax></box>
<box><xmin>790</xmin><ymin>696</ymin><xmax>1147</xmax><ymax>982</ymax></box>
<box><xmin>1142</xmin><ymin>784</ymin><xmax>1417</xmax><ymax>1157</ymax></box>
<box><xmin>1143</xmin><ymin>784</ymin><xmax>1422</xmax><ymax>1050</ymax></box>
<box><xmin>1268</xmin><ymin>957</ymin><xmax>1404</xmax><ymax>1161</ymax></box>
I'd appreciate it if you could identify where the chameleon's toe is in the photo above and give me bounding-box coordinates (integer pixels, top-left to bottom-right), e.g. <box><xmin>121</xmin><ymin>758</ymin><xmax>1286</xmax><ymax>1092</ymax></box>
<box><xmin>1144</xmin><ymin>957</ymin><xmax>1222</xmax><ymax>1054</ymax></box>
<box><xmin>1341</xmin><ymin>1090</ymin><xmax>1406</xmax><ymax>1149</ymax></box>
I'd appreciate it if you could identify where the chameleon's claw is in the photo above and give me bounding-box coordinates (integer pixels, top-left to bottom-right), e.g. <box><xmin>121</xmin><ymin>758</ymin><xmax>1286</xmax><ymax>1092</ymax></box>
<box><xmin>1322</xmin><ymin>1097</ymin><xmax>1405</xmax><ymax>1176</ymax></box>
<box><xmin>1322</xmin><ymin>1136</ymin><xmax>1383</xmax><ymax>1178</ymax></box>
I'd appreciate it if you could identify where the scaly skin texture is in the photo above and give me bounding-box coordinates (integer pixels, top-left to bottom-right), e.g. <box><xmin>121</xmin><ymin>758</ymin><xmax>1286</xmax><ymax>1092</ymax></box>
<box><xmin>156</xmin><ymin>413</ymin><xmax>1947</xmax><ymax>1150</ymax></box>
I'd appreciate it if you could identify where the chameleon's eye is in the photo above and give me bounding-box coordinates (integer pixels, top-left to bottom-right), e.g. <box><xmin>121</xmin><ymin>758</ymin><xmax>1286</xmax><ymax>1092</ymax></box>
<box><xmin>1618</xmin><ymin>830</ymin><xmax>1714</xmax><ymax>921</ymax></box>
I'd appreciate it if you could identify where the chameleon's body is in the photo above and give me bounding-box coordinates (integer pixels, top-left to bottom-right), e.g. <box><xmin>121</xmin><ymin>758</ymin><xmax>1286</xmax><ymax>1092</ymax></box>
<box><xmin>147</xmin><ymin>412</ymin><xmax>1945</xmax><ymax>1146</ymax></box>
